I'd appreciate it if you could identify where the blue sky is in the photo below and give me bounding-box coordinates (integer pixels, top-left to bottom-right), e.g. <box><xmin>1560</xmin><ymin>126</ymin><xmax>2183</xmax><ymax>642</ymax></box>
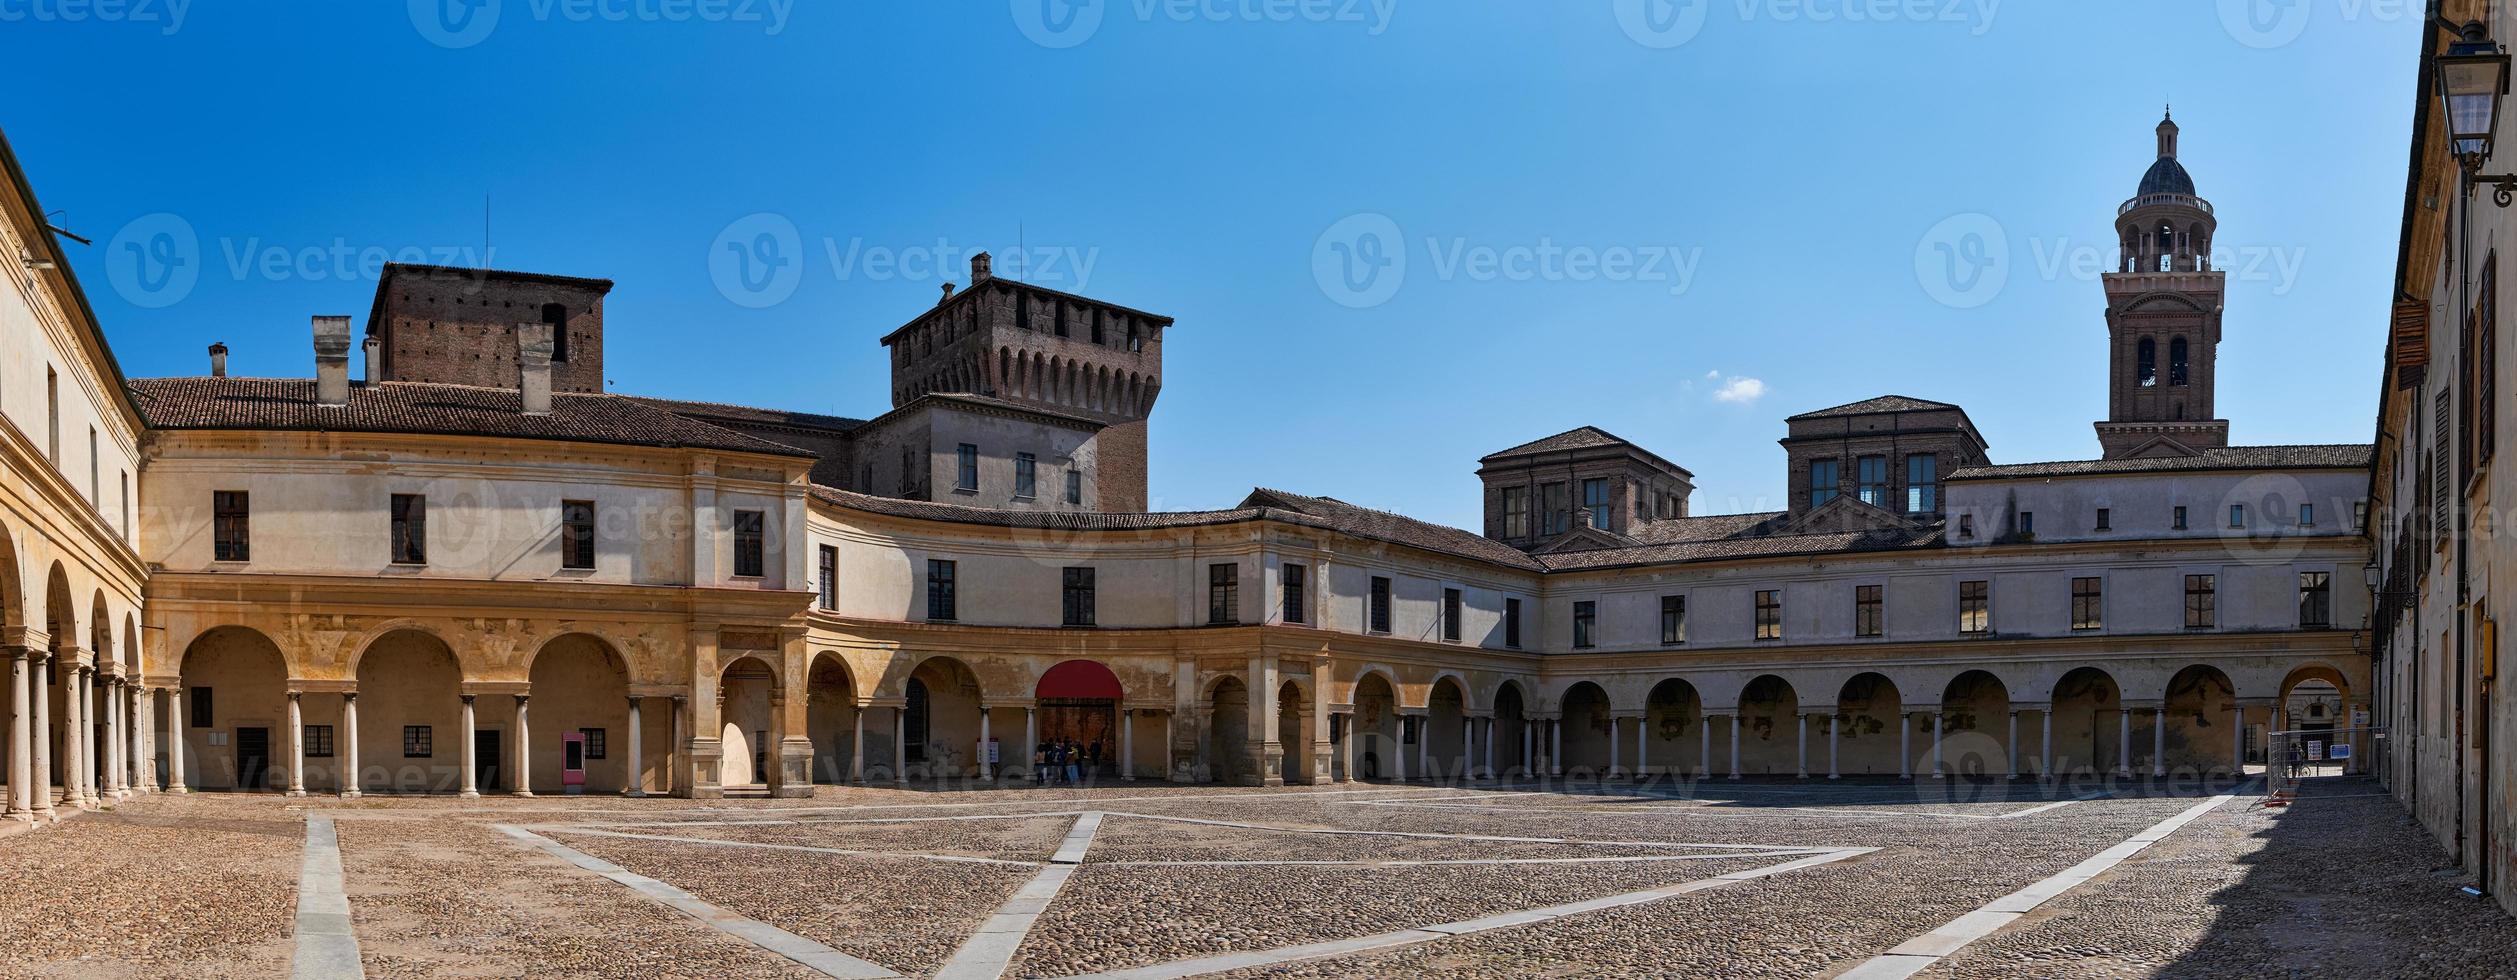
<box><xmin>7</xmin><ymin>1</ymin><xmax>2416</xmax><ymax>528</ymax></box>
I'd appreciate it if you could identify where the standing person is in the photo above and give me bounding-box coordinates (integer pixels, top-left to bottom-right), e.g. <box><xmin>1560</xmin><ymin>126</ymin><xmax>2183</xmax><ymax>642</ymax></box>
<box><xmin>1065</xmin><ymin>740</ymin><xmax>1082</xmax><ymax>784</ymax></box>
<box><xmin>1033</xmin><ymin>742</ymin><xmax>1049</xmax><ymax>783</ymax></box>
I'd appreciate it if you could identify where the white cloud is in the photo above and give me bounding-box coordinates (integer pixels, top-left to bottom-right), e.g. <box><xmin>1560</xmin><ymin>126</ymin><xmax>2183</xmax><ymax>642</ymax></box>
<box><xmin>1711</xmin><ymin>375</ymin><xmax>1766</xmax><ymax>405</ymax></box>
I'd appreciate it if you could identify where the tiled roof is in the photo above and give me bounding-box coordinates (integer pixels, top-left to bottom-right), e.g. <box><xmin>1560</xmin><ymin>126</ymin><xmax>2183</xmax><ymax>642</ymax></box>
<box><xmin>810</xmin><ymin>486</ymin><xmax>1267</xmax><ymax>530</ymax></box>
<box><xmin>1786</xmin><ymin>395</ymin><xmax>1960</xmax><ymax>421</ymax></box>
<box><xmin>624</xmin><ymin>395</ymin><xmax>866</xmax><ymax>434</ymax></box>
<box><xmin>1948</xmin><ymin>444</ymin><xmax>2373</xmax><ymax>480</ymax></box>
<box><xmin>129</xmin><ymin>377</ymin><xmax>817</xmax><ymax>458</ymax></box>
<box><xmin>1240</xmin><ymin>489</ymin><xmax>1547</xmax><ymax>570</ymax></box>
<box><xmin>1480</xmin><ymin>426</ymin><xmax>1630</xmax><ymax>461</ymax></box>
<box><xmin>1540</xmin><ymin>520</ymin><xmax>1945</xmax><ymax>572</ymax></box>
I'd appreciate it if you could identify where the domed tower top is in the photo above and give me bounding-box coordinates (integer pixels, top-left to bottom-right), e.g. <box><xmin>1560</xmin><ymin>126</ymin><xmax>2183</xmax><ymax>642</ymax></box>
<box><xmin>2115</xmin><ymin>109</ymin><xmax>2215</xmax><ymax>275</ymax></box>
<box><xmin>2138</xmin><ymin>111</ymin><xmax>2196</xmax><ymax>196</ymax></box>
<box><xmin>2096</xmin><ymin>108</ymin><xmax>2229</xmax><ymax>461</ymax></box>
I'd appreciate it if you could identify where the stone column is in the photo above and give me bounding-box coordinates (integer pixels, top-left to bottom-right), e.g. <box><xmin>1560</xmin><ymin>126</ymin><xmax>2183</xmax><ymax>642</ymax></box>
<box><xmin>1727</xmin><ymin>714</ymin><xmax>1741</xmax><ymax>779</ymax></box>
<box><xmin>1899</xmin><ymin>711</ymin><xmax>1912</xmax><ymax>779</ymax></box>
<box><xmin>1121</xmin><ymin>709</ymin><xmax>1135</xmax><ymax>781</ymax></box>
<box><xmin>1608</xmin><ymin>716</ymin><xmax>1623</xmax><ymax>779</ymax></box>
<box><xmin>164</xmin><ymin>685</ymin><xmax>186</xmax><ymax>794</ymax></box>
<box><xmin>2007</xmin><ymin>710</ymin><xmax>2020</xmax><ymax>778</ymax></box>
<box><xmin>6</xmin><ymin>648</ymin><xmax>27</xmax><ymax>820</ymax></box>
<box><xmin>127</xmin><ymin>682</ymin><xmax>146</xmax><ymax>795</ymax></box>
<box><xmin>849</xmin><ymin>702</ymin><xmax>866</xmax><ymax>784</ymax></box>
<box><xmin>1699</xmin><ymin>714</ymin><xmax>1711</xmax><ymax>779</ymax></box>
<box><xmin>2041</xmin><ymin>709</ymin><xmax>2054</xmax><ymax>780</ymax></box>
<box><xmin>341</xmin><ymin>694</ymin><xmax>361</xmax><ymax>798</ymax></box>
<box><xmin>77</xmin><ymin>666</ymin><xmax>97</xmax><ymax>805</ymax></box>
<box><xmin>2232</xmin><ymin>704</ymin><xmax>2246</xmax><ymax>774</ymax></box>
<box><xmin>1828</xmin><ymin>712</ymin><xmax>1840</xmax><ymax>779</ymax></box>
<box><xmin>1337</xmin><ymin>712</ymin><xmax>1355</xmax><ymax>783</ymax></box>
<box><xmin>285</xmin><ymin>691</ymin><xmax>307</xmax><ymax>797</ymax></box>
<box><xmin>1931</xmin><ymin>710</ymin><xmax>1945</xmax><ymax>780</ymax></box>
<box><xmin>626</xmin><ymin>696</ymin><xmax>645</xmax><ymax>797</ymax></box>
<box><xmin>1634</xmin><ymin>715</ymin><xmax>1647</xmax><ymax>778</ymax></box>
<box><xmin>669</xmin><ymin>695</ymin><xmax>686</xmax><ymax>796</ymax></box>
<box><xmin>1520</xmin><ymin>722</ymin><xmax>1533</xmax><ymax>778</ymax></box>
<box><xmin>2152</xmin><ymin>707</ymin><xmax>2167</xmax><ymax>778</ymax></box>
<box><xmin>1548</xmin><ymin>718</ymin><xmax>1563</xmax><ymax>778</ymax></box>
<box><xmin>1165</xmin><ymin>710</ymin><xmax>1181</xmax><ymax>783</ymax></box>
<box><xmin>60</xmin><ymin>664</ymin><xmax>83</xmax><ymax>805</ymax></box>
<box><xmin>2117</xmin><ymin>709</ymin><xmax>2133</xmax><ymax>778</ymax></box>
<box><xmin>1482</xmin><ymin>717</ymin><xmax>1495</xmax><ymax>779</ymax></box>
<box><xmin>1795</xmin><ymin>713</ymin><xmax>1808</xmax><ymax>779</ymax></box>
<box><xmin>513</xmin><ymin>695</ymin><xmax>534</xmax><ymax>797</ymax></box>
<box><xmin>1391</xmin><ymin>717</ymin><xmax>1408</xmax><ymax>783</ymax></box>
<box><xmin>1415</xmin><ymin>714</ymin><xmax>1431</xmax><ymax>781</ymax></box>
<box><xmin>102</xmin><ymin>678</ymin><xmax>121</xmax><ymax>799</ymax></box>
<box><xmin>458</xmin><ymin>695</ymin><xmax>479</xmax><ymax>798</ymax></box>
<box><xmin>30</xmin><ymin>654</ymin><xmax>51</xmax><ymax>816</ymax></box>
<box><xmin>978</xmin><ymin>706</ymin><xmax>994</xmax><ymax>782</ymax></box>
<box><xmin>891</xmin><ymin>707</ymin><xmax>906</xmax><ymax>784</ymax></box>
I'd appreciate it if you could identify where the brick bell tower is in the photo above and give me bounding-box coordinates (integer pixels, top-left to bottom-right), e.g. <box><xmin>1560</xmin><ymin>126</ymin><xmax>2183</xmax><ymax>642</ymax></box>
<box><xmin>2095</xmin><ymin>110</ymin><xmax>2230</xmax><ymax>460</ymax></box>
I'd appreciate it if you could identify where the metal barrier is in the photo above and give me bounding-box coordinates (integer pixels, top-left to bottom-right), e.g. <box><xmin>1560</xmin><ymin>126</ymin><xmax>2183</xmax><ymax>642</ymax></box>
<box><xmin>2266</xmin><ymin>727</ymin><xmax>2384</xmax><ymax>797</ymax></box>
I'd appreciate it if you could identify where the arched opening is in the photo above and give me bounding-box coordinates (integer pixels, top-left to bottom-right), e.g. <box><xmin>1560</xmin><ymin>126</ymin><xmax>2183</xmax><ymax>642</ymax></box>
<box><xmin>1737</xmin><ymin>675</ymin><xmax>1799</xmax><ymax>776</ymax></box>
<box><xmin>1835</xmin><ymin>673</ymin><xmax>1905</xmax><ymax>776</ymax></box>
<box><xmin>1208</xmin><ymin>676</ymin><xmax>1249</xmax><ymax>785</ymax></box>
<box><xmin>806</xmin><ymin>655</ymin><xmax>860</xmax><ymax>785</ymax></box>
<box><xmin>1427</xmin><ymin>677</ymin><xmax>1467</xmax><ymax>782</ymax></box>
<box><xmin>1037</xmin><ymin>660</ymin><xmax>1122</xmax><ymax>779</ymax></box>
<box><xmin>527</xmin><ymin>634</ymin><xmax>630</xmax><ymax>794</ymax></box>
<box><xmin>41</xmin><ymin>564</ymin><xmax>72</xmax><ymax>803</ymax></box>
<box><xmin>1940</xmin><ymin>670</ymin><xmax>2014</xmax><ymax>777</ymax></box>
<box><xmin>1644</xmin><ymin>678</ymin><xmax>1703</xmax><ymax>779</ymax></box>
<box><xmin>2136</xmin><ymin>337</ymin><xmax>2157</xmax><ymax>388</ymax></box>
<box><xmin>1278</xmin><ymin>680</ymin><xmax>1312</xmax><ymax>784</ymax></box>
<box><xmin>2169</xmin><ymin>337</ymin><xmax>2190</xmax><ymax>387</ymax></box>
<box><xmin>176</xmin><ymin>627</ymin><xmax>288</xmax><ymax>792</ymax></box>
<box><xmin>717</xmin><ymin>656</ymin><xmax>777</xmax><ymax>790</ymax></box>
<box><xmin>1350</xmin><ymin>672</ymin><xmax>1400</xmax><ymax>781</ymax></box>
<box><xmin>355</xmin><ymin>629</ymin><xmax>465</xmax><ymax>794</ymax></box>
<box><xmin>88</xmin><ymin>594</ymin><xmax>110</xmax><ymax>794</ymax></box>
<box><xmin>2052</xmin><ymin>667</ymin><xmax>2125</xmax><ymax>776</ymax></box>
<box><xmin>906</xmin><ymin>657</ymin><xmax>984</xmax><ymax>780</ymax></box>
<box><xmin>2163</xmin><ymin>664</ymin><xmax>2242</xmax><ymax>776</ymax></box>
<box><xmin>2276</xmin><ymin>663</ymin><xmax>2358</xmax><ymax>775</ymax></box>
<box><xmin>1559</xmin><ymin>682</ymin><xmax>1613</xmax><ymax>777</ymax></box>
<box><xmin>1493</xmin><ymin>681</ymin><xmax>1530</xmax><ymax>778</ymax></box>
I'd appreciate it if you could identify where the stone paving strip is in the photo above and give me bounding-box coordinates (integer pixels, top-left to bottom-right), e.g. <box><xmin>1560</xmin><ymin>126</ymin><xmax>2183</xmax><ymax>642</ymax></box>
<box><xmin>1045</xmin><ymin>846</ymin><xmax>1876</xmax><ymax>980</ymax></box>
<box><xmin>1833</xmin><ymin>789</ymin><xmax>2243</xmax><ymax>980</ymax></box>
<box><xmin>933</xmin><ymin>811</ymin><xmax>1106</xmax><ymax>980</ymax></box>
<box><xmin>290</xmin><ymin>816</ymin><xmax>363</xmax><ymax>980</ymax></box>
<box><xmin>531</xmin><ymin>825</ymin><xmax>1048</xmax><ymax>866</ymax></box>
<box><xmin>495</xmin><ymin>824</ymin><xmax>905</xmax><ymax>979</ymax></box>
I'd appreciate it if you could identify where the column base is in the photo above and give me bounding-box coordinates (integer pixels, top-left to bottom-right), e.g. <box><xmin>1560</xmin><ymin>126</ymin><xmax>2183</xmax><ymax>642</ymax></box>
<box><xmin>338</xmin><ymin>790</ymin><xmax>361</xmax><ymax>799</ymax></box>
<box><xmin>626</xmin><ymin>790</ymin><xmax>648</xmax><ymax>798</ymax></box>
<box><xmin>512</xmin><ymin>790</ymin><xmax>535</xmax><ymax>798</ymax></box>
<box><xmin>286</xmin><ymin>789</ymin><xmax>307</xmax><ymax>798</ymax></box>
<box><xmin>1827</xmin><ymin>774</ymin><xmax>1839</xmax><ymax>780</ymax></box>
<box><xmin>167</xmin><ymin>785</ymin><xmax>189</xmax><ymax>794</ymax></box>
<box><xmin>459</xmin><ymin>789</ymin><xmax>480</xmax><ymax>799</ymax></box>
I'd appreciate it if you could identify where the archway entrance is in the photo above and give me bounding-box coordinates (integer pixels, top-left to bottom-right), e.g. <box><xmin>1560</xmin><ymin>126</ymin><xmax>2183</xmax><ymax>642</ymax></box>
<box><xmin>528</xmin><ymin>635</ymin><xmax>629</xmax><ymax>795</ymax></box>
<box><xmin>1351</xmin><ymin>673</ymin><xmax>1399</xmax><ymax>781</ymax></box>
<box><xmin>1494</xmin><ymin>682</ymin><xmax>1530</xmax><ymax>778</ymax></box>
<box><xmin>2052</xmin><ymin>667</ymin><xmax>2124</xmax><ymax>776</ymax></box>
<box><xmin>806</xmin><ymin>656</ymin><xmax>860</xmax><ymax>784</ymax></box>
<box><xmin>1643</xmin><ymin>679</ymin><xmax>1702</xmax><ymax>779</ymax></box>
<box><xmin>718</xmin><ymin>657</ymin><xmax>777</xmax><ymax>790</ymax></box>
<box><xmin>1737</xmin><ymin>675</ymin><xmax>1799</xmax><ymax>776</ymax></box>
<box><xmin>906</xmin><ymin>657</ymin><xmax>984</xmax><ymax>779</ymax></box>
<box><xmin>177</xmin><ymin>627</ymin><xmax>288</xmax><ymax>792</ymax></box>
<box><xmin>2163</xmin><ymin>664</ymin><xmax>2241</xmax><ymax>776</ymax></box>
<box><xmin>356</xmin><ymin>630</ymin><xmax>465</xmax><ymax>794</ymax></box>
<box><xmin>1208</xmin><ymin>676</ymin><xmax>1249</xmax><ymax>785</ymax></box>
<box><xmin>1427</xmin><ymin>678</ymin><xmax>1467</xmax><ymax>781</ymax></box>
<box><xmin>1038</xmin><ymin>660</ymin><xmax>1123</xmax><ymax>777</ymax></box>
<box><xmin>1835</xmin><ymin>673</ymin><xmax>1904</xmax><ymax>776</ymax></box>
<box><xmin>1940</xmin><ymin>670</ymin><xmax>2013</xmax><ymax>778</ymax></box>
<box><xmin>1560</xmin><ymin>682</ymin><xmax>1612</xmax><ymax>777</ymax></box>
<box><xmin>1278</xmin><ymin>681</ymin><xmax>1312</xmax><ymax>784</ymax></box>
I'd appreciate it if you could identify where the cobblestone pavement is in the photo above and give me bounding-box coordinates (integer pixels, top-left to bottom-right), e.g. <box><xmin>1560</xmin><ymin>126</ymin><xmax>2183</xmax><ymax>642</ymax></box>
<box><xmin>3</xmin><ymin>777</ymin><xmax>2511</xmax><ymax>979</ymax></box>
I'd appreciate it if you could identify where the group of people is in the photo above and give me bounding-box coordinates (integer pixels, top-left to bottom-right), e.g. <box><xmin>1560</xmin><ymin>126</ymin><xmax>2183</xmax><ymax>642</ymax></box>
<box><xmin>1033</xmin><ymin>739</ymin><xmax>1104</xmax><ymax>783</ymax></box>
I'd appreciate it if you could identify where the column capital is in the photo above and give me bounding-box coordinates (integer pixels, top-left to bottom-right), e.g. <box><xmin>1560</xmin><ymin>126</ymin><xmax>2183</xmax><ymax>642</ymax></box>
<box><xmin>460</xmin><ymin>694</ymin><xmax>477</xmax><ymax>706</ymax></box>
<box><xmin>342</xmin><ymin>692</ymin><xmax>358</xmax><ymax>703</ymax></box>
<box><xmin>515</xmin><ymin>693</ymin><xmax>531</xmax><ymax>705</ymax></box>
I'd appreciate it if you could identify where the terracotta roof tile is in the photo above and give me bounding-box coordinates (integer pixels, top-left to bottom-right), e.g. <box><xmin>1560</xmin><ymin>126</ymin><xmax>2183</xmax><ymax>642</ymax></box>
<box><xmin>1948</xmin><ymin>444</ymin><xmax>2372</xmax><ymax>480</ymax></box>
<box><xmin>129</xmin><ymin>377</ymin><xmax>816</xmax><ymax>458</ymax></box>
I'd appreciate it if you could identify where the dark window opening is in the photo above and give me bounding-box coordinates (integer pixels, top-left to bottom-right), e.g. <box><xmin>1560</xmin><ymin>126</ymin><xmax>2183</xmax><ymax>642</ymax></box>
<box><xmin>561</xmin><ymin>500</ymin><xmax>595</xmax><ymax>570</ymax></box>
<box><xmin>928</xmin><ymin>559</ymin><xmax>957</xmax><ymax>621</ymax></box>
<box><xmin>390</xmin><ymin>494</ymin><xmax>427</xmax><ymax>565</ymax></box>
<box><xmin>733</xmin><ymin>510</ymin><xmax>765</xmax><ymax>578</ymax></box>
<box><xmin>214</xmin><ymin>490</ymin><xmax>250</xmax><ymax>562</ymax></box>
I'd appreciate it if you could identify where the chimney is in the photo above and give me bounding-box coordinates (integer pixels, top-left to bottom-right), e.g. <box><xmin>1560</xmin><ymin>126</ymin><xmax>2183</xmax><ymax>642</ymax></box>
<box><xmin>207</xmin><ymin>342</ymin><xmax>228</xmax><ymax>378</ymax></box>
<box><xmin>363</xmin><ymin>336</ymin><xmax>382</xmax><ymax>384</ymax></box>
<box><xmin>938</xmin><ymin>282</ymin><xmax>957</xmax><ymax>306</ymax></box>
<box><xmin>517</xmin><ymin>321</ymin><xmax>554</xmax><ymax>416</ymax></box>
<box><xmin>971</xmin><ymin>251</ymin><xmax>993</xmax><ymax>282</ymax></box>
<box><xmin>312</xmin><ymin>316</ymin><xmax>351</xmax><ymax>407</ymax></box>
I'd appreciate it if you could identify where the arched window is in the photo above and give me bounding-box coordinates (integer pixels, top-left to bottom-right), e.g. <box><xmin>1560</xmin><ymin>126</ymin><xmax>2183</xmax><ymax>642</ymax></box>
<box><xmin>2137</xmin><ymin>338</ymin><xmax>2157</xmax><ymax>388</ymax></box>
<box><xmin>541</xmin><ymin>303</ymin><xmax>569</xmax><ymax>362</ymax></box>
<box><xmin>2169</xmin><ymin>337</ymin><xmax>2189</xmax><ymax>386</ymax></box>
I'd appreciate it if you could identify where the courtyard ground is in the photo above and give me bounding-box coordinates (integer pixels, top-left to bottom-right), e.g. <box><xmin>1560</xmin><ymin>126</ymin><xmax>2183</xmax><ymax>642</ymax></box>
<box><xmin>1</xmin><ymin>776</ymin><xmax>2510</xmax><ymax>979</ymax></box>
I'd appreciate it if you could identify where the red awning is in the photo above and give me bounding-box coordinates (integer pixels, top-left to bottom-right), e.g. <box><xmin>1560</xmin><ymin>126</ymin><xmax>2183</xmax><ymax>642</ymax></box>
<box><xmin>1036</xmin><ymin>659</ymin><xmax>1123</xmax><ymax>700</ymax></box>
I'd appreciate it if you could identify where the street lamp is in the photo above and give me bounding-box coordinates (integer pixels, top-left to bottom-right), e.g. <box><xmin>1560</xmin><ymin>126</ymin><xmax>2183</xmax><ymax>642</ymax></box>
<box><xmin>2442</xmin><ymin>21</ymin><xmax>2511</xmax><ymax>169</ymax></box>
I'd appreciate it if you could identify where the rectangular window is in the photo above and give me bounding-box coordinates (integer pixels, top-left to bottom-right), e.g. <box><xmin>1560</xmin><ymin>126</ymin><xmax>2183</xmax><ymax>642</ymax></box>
<box><xmin>2184</xmin><ymin>574</ymin><xmax>2217</xmax><ymax>629</ymax></box>
<box><xmin>1857</xmin><ymin>454</ymin><xmax>1888</xmax><ymax>507</ymax></box>
<box><xmin>1209</xmin><ymin>564</ymin><xmax>1240</xmax><ymax>625</ymax></box>
<box><xmin>1661</xmin><ymin>594</ymin><xmax>1687</xmax><ymax>645</ymax></box>
<box><xmin>390</xmin><ymin>493</ymin><xmax>427</xmax><ymax>565</ymax></box>
<box><xmin>189</xmin><ymin>687</ymin><xmax>212</xmax><ymax>728</ymax></box>
<box><xmin>817</xmin><ymin>545</ymin><xmax>838</xmax><ymax>611</ymax></box>
<box><xmin>1906</xmin><ymin>454</ymin><xmax>1940</xmax><ymax>512</ymax></box>
<box><xmin>1809</xmin><ymin>458</ymin><xmax>1839</xmax><ymax>508</ymax></box>
<box><xmin>1582</xmin><ymin>478</ymin><xmax>1611</xmax><ymax>530</ymax></box>
<box><xmin>956</xmin><ymin>443</ymin><xmax>978</xmax><ymax>492</ymax></box>
<box><xmin>580</xmin><ymin>728</ymin><xmax>607</xmax><ymax>760</ymax></box>
<box><xmin>2299</xmin><ymin>571</ymin><xmax>2332</xmax><ymax>627</ymax></box>
<box><xmin>1015</xmin><ymin>453</ymin><xmax>1037</xmax><ymax>499</ymax></box>
<box><xmin>2173</xmin><ymin>505</ymin><xmax>2189</xmax><ymax>530</ymax></box>
<box><xmin>1754</xmin><ymin>590</ymin><xmax>1782</xmax><ymax>640</ymax></box>
<box><xmin>87</xmin><ymin>427</ymin><xmax>97</xmax><ymax>503</ymax></box>
<box><xmin>2095</xmin><ymin>508</ymin><xmax>2111</xmax><ymax>532</ymax></box>
<box><xmin>2072</xmin><ymin>577</ymin><xmax>2103</xmax><ymax>631</ymax></box>
<box><xmin>927</xmin><ymin>559</ymin><xmax>957</xmax><ymax>621</ymax></box>
<box><xmin>1282</xmin><ymin>563</ymin><xmax>1308</xmax><ymax>625</ymax></box>
<box><xmin>1958</xmin><ymin>580</ymin><xmax>1989</xmax><ymax>634</ymax></box>
<box><xmin>305</xmin><ymin>724</ymin><xmax>334</xmax><ymax>759</ymax></box>
<box><xmin>44</xmin><ymin>366</ymin><xmax>57</xmax><ymax>464</ymax></box>
<box><xmin>1541</xmin><ymin>482</ymin><xmax>1570</xmax><ymax>535</ymax></box>
<box><xmin>732</xmin><ymin>510</ymin><xmax>765</xmax><ymax>577</ymax></box>
<box><xmin>1502</xmin><ymin>486</ymin><xmax>1530</xmax><ymax>538</ymax></box>
<box><xmin>2299</xmin><ymin>503</ymin><xmax>2315</xmax><ymax>527</ymax></box>
<box><xmin>561</xmin><ymin>500</ymin><xmax>596</xmax><ymax>570</ymax></box>
<box><xmin>1368</xmin><ymin>576</ymin><xmax>1392</xmax><ymax>633</ymax></box>
<box><xmin>1504</xmin><ymin>597</ymin><xmax>1523</xmax><ymax>648</ymax></box>
<box><xmin>1855</xmin><ymin>584</ymin><xmax>1883</xmax><ymax>637</ymax></box>
<box><xmin>1065</xmin><ymin>469</ymin><xmax>1082</xmax><ymax>505</ymax></box>
<box><xmin>1062</xmin><ymin>566</ymin><xmax>1096</xmax><ymax>627</ymax></box>
<box><xmin>2229</xmin><ymin>504</ymin><xmax>2246</xmax><ymax>529</ymax></box>
<box><xmin>1958</xmin><ymin>514</ymin><xmax>1974</xmax><ymax>538</ymax></box>
<box><xmin>403</xmin><ymin>725</ymin><xmax>433</xmax><ymax>758</ymax></box>
<box><xmin>1443</xmin><ymin>588</ymin><xmax>1463</xmax><ymax>642</ymax></box>
<box><xmin>1572</xmin><ymin>600</ymin><xmax>1597</xmax><ymax>649</ymax></box>
<box><xmin>213</xmin><ymin>490</ymin><xmax>251</xmax><ymax>562</ymax></box>
<box><xmin>2481</xmin><ymin>253</ymin><xmax>2499</xmax><ymax>469</ymax></box>
<box><xmin>2016</xmin><ymin>511</ymin><xmax>2034</xmax><ymax>536</ymax></box>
